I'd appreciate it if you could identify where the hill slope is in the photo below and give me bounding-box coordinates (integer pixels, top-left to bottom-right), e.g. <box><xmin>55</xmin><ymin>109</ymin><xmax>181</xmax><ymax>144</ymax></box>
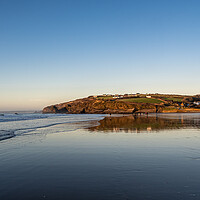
<box><xmin>43</xmin><ymin>94</ymin><xmax>200</xmax><ymax>114</ymax></box>
<box><xmin>43</xmin><ymin>98</ymin><xmax>161</xmax><ymax>114</ymax></box>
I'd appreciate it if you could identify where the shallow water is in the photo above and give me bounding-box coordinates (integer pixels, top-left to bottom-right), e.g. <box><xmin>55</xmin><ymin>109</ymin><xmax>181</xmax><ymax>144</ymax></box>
<box><xmin>1</xmin><ymin>113</ymin><xmax>200</xmax><ymax>199</ymax></box>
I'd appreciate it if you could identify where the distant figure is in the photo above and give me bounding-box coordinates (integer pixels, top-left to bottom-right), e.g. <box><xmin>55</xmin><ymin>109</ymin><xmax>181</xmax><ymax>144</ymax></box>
<box><xmin>110</xmin><ymin>113</ymin><xmax>111</xmax><ymax>116</ymax></box>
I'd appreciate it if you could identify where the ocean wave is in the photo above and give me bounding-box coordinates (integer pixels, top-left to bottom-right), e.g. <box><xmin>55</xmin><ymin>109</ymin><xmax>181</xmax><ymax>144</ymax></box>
<box><xmin>0</xmin><ymin>130</ymin><xmax>15</xmax><ymax>141</ymax></box>
<box><xmin>0</xmin><ymin>114</ymin><xmax>106</xmax><ymax>141</ymax></box>
<box><xmin>0</xmin><ymin>113</ymin><xmax>49</xmax><ymax>123</ymax></box>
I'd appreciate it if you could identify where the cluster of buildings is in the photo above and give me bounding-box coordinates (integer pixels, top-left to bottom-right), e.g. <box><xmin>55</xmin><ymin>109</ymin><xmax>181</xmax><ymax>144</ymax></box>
<box><xmin>88</xmin><ymin>93</ymin><xmax>146</xmax><ymax>99</ymax></box>
<box><xmin>177</xmin><ymin>101</ymin><xmax>200</xmax><ymax>108</ymax></box>
<box><xmin>88</xmin><ymin>93</ymin><xmax>200</xmax><ymax>107</ymax></box>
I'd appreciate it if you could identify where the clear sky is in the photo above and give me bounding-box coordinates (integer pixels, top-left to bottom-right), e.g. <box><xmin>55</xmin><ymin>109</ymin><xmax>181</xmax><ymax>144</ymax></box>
<box><xmin>1</xmin><ymin>0</ymin><xmax>200</xmax><ymax>111</ymax></box>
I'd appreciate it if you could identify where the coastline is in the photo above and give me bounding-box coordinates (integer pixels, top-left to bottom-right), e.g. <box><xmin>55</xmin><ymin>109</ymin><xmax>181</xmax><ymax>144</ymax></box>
<box><xmin>42</xmin><ymin>94</ymin><xmax>200</xmax><ymax>115</ymax></box>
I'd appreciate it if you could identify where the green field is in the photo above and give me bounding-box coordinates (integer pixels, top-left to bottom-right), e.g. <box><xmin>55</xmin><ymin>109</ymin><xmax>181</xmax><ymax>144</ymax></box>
<box><xmin>119</xmin><ymin>98</ymin><xmax>163</xmax><ymax>104</ymax></box>
<box><xmin>164</xmin><ymin>97</ymin><xmax>183</xmax><ymax>102</ymax></box>
<box><xmin>97</xmin><ymin>96</ymin><xmax>113</xmax><ymax>99</ymax></box>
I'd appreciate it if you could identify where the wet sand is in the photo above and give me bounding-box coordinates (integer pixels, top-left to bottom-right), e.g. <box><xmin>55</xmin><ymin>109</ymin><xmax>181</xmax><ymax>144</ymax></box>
<box><xmin>1</xmin><ymin>113</ymin><xmax>200</xmax><ymax>199</ymax></box>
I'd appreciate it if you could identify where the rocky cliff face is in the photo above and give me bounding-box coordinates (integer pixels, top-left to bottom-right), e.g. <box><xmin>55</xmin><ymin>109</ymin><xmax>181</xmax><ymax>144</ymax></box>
<box><xmin>43</xmin><ymin>98</ymin><xmax>160</xmax><ymax>114</ymax></box>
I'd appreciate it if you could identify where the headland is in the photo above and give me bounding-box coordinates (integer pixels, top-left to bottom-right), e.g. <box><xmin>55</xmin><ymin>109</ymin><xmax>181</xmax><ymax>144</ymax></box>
<box><xmin>43</xmin><ymin>93</ymin><xmax>200</xmax><ymax>114</ymax></box>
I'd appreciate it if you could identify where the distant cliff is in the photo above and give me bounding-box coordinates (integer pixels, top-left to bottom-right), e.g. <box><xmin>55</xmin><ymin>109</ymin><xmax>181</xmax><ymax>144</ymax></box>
<box><xmin>43</xmin><ymin>94</ymin><xmax>200</xmax><ymax>114</ymax></box>
<box><xmin>43</xmin><ymin>98</ymin><xmax>160</xmax><ymax>114</ymax></box>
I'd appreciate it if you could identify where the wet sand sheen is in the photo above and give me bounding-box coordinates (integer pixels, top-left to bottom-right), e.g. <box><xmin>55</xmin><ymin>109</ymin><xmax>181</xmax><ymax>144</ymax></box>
<box><xmin>88</xmin><ymin>113</ymin><xmax>200</xmax><ymax>132</ymax></box>
<box><xmin>1</xmin><ymin>113</ymin><xmax>200</xmax><ymax>200</ymax></box>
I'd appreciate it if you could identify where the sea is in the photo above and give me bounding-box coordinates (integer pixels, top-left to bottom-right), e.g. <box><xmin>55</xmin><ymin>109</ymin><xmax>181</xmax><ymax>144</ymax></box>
<box><xmin>1</xmin><ymin>112</ymin><xmax>200</xmax><ymax>200</ymax></box>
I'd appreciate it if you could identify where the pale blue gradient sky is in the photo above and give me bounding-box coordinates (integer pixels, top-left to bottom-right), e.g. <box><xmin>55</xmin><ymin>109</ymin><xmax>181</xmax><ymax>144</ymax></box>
<box><xmin>1</xmin><ymin>0</ymin><xmax>200</xmax><ymax>110</ymax></box>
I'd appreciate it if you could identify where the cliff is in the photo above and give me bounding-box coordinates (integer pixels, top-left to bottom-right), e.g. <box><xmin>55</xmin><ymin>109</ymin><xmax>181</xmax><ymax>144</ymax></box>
<box><xmin>42</xmin><ymin>93</ymin><xmax>200</xmax><ymax>114</ymax></box>
<box><xmin>43</xmin><ymin>98</ymin><xmax>161</xmax><ymax>114</ymax></box>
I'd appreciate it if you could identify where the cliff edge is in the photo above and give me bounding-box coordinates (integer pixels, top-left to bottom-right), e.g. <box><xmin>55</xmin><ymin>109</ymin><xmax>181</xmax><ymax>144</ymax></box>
<box><xmin>43</xmin><ymin>97</ymin><xmax>160</xmax><ymax>114</ymax></box>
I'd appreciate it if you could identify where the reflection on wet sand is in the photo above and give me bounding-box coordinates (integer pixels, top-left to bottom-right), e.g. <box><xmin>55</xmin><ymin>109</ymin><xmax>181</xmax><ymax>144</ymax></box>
<box><xmin>88</xmin><ymin>114</ymin><xmax>200</xmax><ymax>132</ymax></box>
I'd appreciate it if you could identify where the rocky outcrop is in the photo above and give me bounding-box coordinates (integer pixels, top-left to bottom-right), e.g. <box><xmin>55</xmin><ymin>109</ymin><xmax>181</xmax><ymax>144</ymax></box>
<box><xmin>43</xmin><ymin>98</ymin><xmax>162</xmax><ymax>114</ymax></box>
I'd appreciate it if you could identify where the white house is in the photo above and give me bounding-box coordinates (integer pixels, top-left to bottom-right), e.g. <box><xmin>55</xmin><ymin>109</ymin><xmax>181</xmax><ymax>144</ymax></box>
<box><xmin>146</xmin><ymin>96</ymin><xmax>152</xmax><ymax>98</ymax></box>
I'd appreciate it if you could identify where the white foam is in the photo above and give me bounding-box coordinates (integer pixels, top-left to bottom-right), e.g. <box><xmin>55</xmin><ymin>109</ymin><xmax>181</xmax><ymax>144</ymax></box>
<box><xmin>0</xmin><ymin>114</ymin><xmax>105</xmax><ymax>141</ymax></box>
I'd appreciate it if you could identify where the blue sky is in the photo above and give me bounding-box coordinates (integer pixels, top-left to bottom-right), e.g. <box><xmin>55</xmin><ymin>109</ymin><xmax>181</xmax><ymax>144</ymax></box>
<box><xmin>0</xmin><ymin>0</ymin><xmax>200</xmax><ymax>110</ymax></box>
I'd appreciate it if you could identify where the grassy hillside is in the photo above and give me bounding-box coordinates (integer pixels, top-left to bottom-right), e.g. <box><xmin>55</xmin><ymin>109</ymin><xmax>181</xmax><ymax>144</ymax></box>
<box><xmin>163</xmin><ymin>97</ymin><xmax>183</xmax><ymax>102</ymax></box>
<box><xmin>119</xmin><ymin>98</ymin><xmax>163</xmax><ymax>104</ymax></box>
<box><xmin>43</xmin><ymin>93</ymin><xmax>200</xmax><ymax>114</ymax></box>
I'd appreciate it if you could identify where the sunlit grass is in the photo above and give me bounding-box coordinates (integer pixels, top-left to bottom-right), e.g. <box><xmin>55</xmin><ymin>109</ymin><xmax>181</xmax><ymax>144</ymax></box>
<box><xmin>164</xmin><ymin>97</ymin><xmax>183</xmax><ymax>102</ymax></box>
<box><xmin>119</xmin><ymin>98</ymin><xmax>163</xmax><ymax>104</ymax></box>
<box><xmin>97</xmin><ymin>96</ymin><xmax>113</xmax><ymax>99</ymax></box>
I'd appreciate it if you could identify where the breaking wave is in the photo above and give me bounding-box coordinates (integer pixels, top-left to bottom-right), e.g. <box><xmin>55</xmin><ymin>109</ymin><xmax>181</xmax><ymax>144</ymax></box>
<box><xmin>0</xmin><ymin>113</ymin><xmax>105</xmax><ymax>141</ymax></box>
<box><xmin>0</xmin><ymin>130</ymin><xmax>15</xmax><ymax>140</ymax></box>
